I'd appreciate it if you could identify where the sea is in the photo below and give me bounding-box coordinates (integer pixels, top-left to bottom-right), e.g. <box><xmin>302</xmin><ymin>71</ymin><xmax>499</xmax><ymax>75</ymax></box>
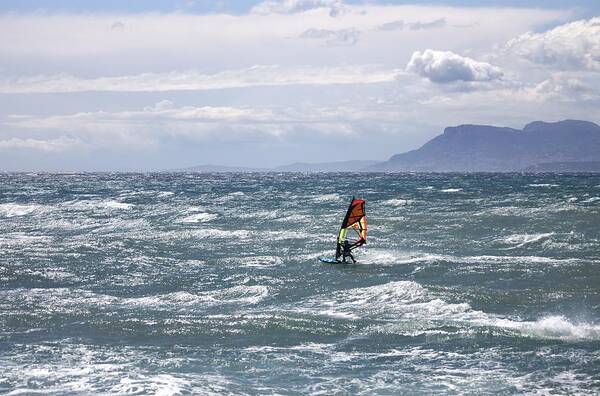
<box><xmin>1</xmin><ymin>172</ymin><xmax>599</xmax><ymax>395</ymax></box>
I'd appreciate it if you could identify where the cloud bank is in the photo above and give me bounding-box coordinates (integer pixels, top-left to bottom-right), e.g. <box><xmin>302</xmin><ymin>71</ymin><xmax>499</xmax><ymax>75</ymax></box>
<box><xmin>251</xmin><ymin>0</ymin><xmax>345</xmax><ymax>16</ymax></box>
<box><xmin>0</xmin><ymin>65</ymin><xmax>396</xmax><ymax>94</ymax></box>
<box><xmin>505</xmin><ymin>17</ymin><xmax>600</xmax><ymax>71</ymax></box>
<box><xmin>407</xmin><ymin>49</ymin><xmax>504</xmax><ymax>83</ymax></box>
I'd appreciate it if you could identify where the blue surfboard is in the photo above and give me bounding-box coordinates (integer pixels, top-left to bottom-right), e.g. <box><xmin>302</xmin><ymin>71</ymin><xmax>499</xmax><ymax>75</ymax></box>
<box><xmin>319</xmin><ymin>257</ymin><xmax>341</xmax><ymax>264</ymax></box>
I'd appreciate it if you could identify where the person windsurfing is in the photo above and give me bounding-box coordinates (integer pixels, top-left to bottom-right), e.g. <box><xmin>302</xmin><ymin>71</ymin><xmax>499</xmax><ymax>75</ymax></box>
<box><xmin>340</xmin><ymin>239</ymin><xmax>356</xmax><ymax>264</ymax></box>
<box><xmin>326</xmin><ymin>196</ymin><xmax>366</xmax><ymax>264</ymax></box>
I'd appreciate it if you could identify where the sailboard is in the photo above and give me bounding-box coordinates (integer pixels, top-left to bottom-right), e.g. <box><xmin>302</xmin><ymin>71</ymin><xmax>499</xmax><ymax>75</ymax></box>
<box><xmin>320</xmin><ymin>196</ymin><xmax>367</xmax><ymax>264</ymax></box>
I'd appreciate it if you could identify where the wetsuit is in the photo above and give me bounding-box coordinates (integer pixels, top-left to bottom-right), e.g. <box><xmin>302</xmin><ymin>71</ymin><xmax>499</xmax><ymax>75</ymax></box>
<box><xmin>341</xmin><ymin>240</ymin><xmax>356</xmax><ymax>263</ymax></box>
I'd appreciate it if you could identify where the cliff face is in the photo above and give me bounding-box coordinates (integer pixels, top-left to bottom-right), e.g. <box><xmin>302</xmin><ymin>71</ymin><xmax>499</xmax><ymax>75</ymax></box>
<box><xmin>371</xmin><ymin>120</ymin><xmax>600</xmax><ymax>172</ymax></box>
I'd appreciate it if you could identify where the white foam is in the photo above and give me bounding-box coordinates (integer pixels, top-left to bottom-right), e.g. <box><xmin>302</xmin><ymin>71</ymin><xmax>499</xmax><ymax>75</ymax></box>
<box><xmin>237</xmin><ymin>256</ymin><xmax>283</xmax><ymax>268</ymax></box>
<box><xmin>383</xmin><ymin>199</ymin><xmax>413</xmax><ymax>206</ymax></box>
<box><xmin>475</xmin><ymin>203</ymin><xmax>578</xmax><ymax>217</ymax></box>
<box><xmin>306</xmin><ymin>281</ymin><xmax>492</xmax><ymax>327</ymax></box>
<box><xmin>100</xmin><ymin>200</ymin><xmax>133</xmax><ymax>210</ymax></box>
<box><xmin>440</xmin><ymin>188</ymin><xmax>462</xmax><ymax>193</ymax></box>
<box><xmin>110</xmin><ymin>374</ymin><xmax>191</xmax><ymax>395</ymax></box>
<box><xmin>490</xmin><ymin>315</ymin><xmax>600</xmax><ymax>341</ymax></box>
<box><xmin>497</xmin><ymin>233</ymin><xmax>554</xmax><ymax>248</ymax></box>
<box><xmin>311</xmin><ymin>193</ymin><xmax>342</xmax><ymax>203</ymax></box>
<box><xmin>236</xmin><ymin>209</ymin><xmax>281</xmax><ymax>220</ymax></box>
<box><xmin>179</xmin><ymin>212</ymin><xmax>218</xmax><ymax>223</ymax></box>
<box><xmin>0</xmin><ymin>203</ymin><xmax>43</xmax><ymax>217</ymax></box>
<box><xmin>528</xmin><ymin>183</ymin><xmax>559</xmax><ymax>187</ymax></box>
<box><xmin>66</xmin><ymin>199</ymin><xmax>133</xmax><ymax>211</ymax></box>
<box><xmin>274</xmin><ymin>214</ymin><xmax>309</xmax><ymax>223</ymax></box>
<box><xmin>212</xmin><ymin>285</ymin><xmax>269</xmax><ymax>304</ymax></box>
<box><xmin>192</xmin><ymin>228</ymin><xmax>251</xmax><ymax>239</ymax></box>
<box><xmin>582</xmin><ymin>196</ymin><xmax>600</xmax><ymax>203</ymax></box>
<box><xmin>359</xmin><ymin>250</ymin><xmax>442</xmax><ymax>266</ymax></box>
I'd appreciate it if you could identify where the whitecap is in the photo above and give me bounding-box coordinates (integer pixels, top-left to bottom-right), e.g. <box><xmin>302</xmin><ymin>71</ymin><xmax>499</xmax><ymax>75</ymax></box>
<box><xmin>528</xmin><ymin>183</ymin><xmax>559</xmax><ymax>187</ymax></box>
<box><xmin>0</xmin><ymin>203</ymin><xmax>43</xmax><ymax>217</ymax></box>
<box><xmin>496</xmin><ymin>232</ymin><xmax>555</xmax><ymax>248</ymax></box>
<box><xmin>582</xmin><ymin>197</ymin><xmax>600</xmax><ymax>203</ymax></box>
<box><xmin>195</xmin><ymin>228</ymin><xmax>251</xmax><ymax>239</ymax></box>
<box><xmin>311</xmin><ymin>193</ymin><xmax>342</xmax><ymax>203</ymax></box>
<box><xmin>490</xmin><ymin>315</ymin><xmax>600</xmax><ymax>341</ymax></box>
<box><xmin>440</xmin><ymin>188</ymin><xmax>462</xmax><ymax>193</ymax></box>
<box><xmin>382</xmin><ymin>199</ymin><xmax>413</xmax><ymax>206</ymax></box>
<box><xmin>179</xmin><ymin>212</ymin><xmax>218</xmax><ymax>223</ymax></box>
<box><xmin>237</xmin><ymin>256</ymin><xmax>283</xmax><ymax>268</ymax></box>
<box><xmin>66</xmin><ymin>199</ymin><xmax>133</xmax><ymax>211</ymax></box>
<box><xmin>110</xmin><ymin>374</ymin><xmax>192</xmax><ymax>395</ymax></box>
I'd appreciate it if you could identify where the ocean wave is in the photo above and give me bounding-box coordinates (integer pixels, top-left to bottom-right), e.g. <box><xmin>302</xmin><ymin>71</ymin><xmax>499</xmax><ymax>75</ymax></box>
<box><xmin>228</xmin><ymin>256</ymin><xmax>284</xmax><ymax>268</ymax></box>
<box><xmin>311</xmin><ymin>193</ymin><xmax>342</xmax><ymax>203</ymax></box>
<box><xmin>110</xmin><ymin>374</ymin><xmax>192</xmax><ymax>395</ymax></box>
<box><xmin>293</xmin><ymin>280</ymin><xmax>600</xmax><ymax>342</ymax></box>
<box><xmin>490</xmin><ymin>315</ymin><xmax>600</xmax><ymax>341</ymax></box>
<box><xmin>582</xmin><ymin>196</ymin><xmax>600</xmax><ymax>203</ymax></box>
<box><xmin>188</xmin><ymin>228</ymin><xmax>251</xmax><ymax>240</ymax></box>
<box><xmin>0</xmin><ymin>203</ymin><xmax>45</xmax><ymax>217</ymax></box>
<box><xmin>496</xmin><ymin>232</ymin><xmax>555</xmax><ymax>248</ymax></box>
<box><xmin>528</xmin><ymin>183</ymin><xmax>559</xmax><ymax>187</ymax></box>
<box><xmin>179</xmin><ymin>212</ymin><xmax>218</xmax><ymax>223</ymax></box>
<box><xmin>236</xmin><ymin>209</ymin><xmax>282</xmax><ymax>220</ymax></box>
<box><xmin>440</xmin><ymin>188</ymin><xmax>462</xmax><ymax>193</ymax></box>
<box><xmin>124</xmin><ymin>286</ymin><xmax>269</xmax><ymax>308</ymax></box>
<box><xmin>65</xmin><ymin>199</ymin><xmax>133</xmax><ymax>211</ymax></box>
<box><xmin>354</xmin><ymin>249</ymin><xmax>580</xmax><ymax>266</ymax></box>
<box><xmin>3</xmin><ymin>285</ymin><xmax>269</xmax><ymax>314</ymax></box>
<box><xmin>296</xmin><ymin>281</ymin><xmax>480</xmax><ymax>321</ymax></box>
<box><xmin>474</xmin><ymin>203</ymin><xmax>579</xmax><ymax>217</ymax></box>
<box><xmin>382</xmin><ymin>199</ymin><xmax>413</xmax><ymax>206</ymax></box>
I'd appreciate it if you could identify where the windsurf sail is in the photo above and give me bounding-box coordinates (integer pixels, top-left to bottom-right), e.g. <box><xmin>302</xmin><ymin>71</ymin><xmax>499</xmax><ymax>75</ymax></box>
<box><xmin>335</xmin><ymin>197</ymin><xmax>367</xmax><ymax>260</ymax></box>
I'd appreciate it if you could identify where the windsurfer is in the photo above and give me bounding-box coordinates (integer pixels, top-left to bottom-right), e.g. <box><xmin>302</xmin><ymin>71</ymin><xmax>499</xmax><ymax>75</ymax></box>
<box><xmin>340</xmin><ymin>239</ymin><xmax>356</xmax><ymax>264</ymax></box>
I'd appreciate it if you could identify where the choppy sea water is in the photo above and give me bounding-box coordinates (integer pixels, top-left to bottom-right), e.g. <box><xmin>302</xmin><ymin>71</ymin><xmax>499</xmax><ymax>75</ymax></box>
<box><xmin>1</xmin><ymin>172</ymin><xmax>600</xmax><ymax>395</ymax></box>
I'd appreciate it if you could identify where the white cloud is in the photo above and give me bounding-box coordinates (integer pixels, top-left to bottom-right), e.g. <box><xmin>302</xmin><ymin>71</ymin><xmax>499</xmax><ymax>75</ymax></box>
<box><xmin>408</xmin><ymin>18</ymin><xmax>446</xmax><ymax>31</ymax></box>
<box><xmin>299</xmin><ymin>28</ymin><xmax>360</xmax><ymax>46</ymax></box>
<box><xmin>3</xmin><ymin>101</ymin><xmax>380</xmax><ymax>153</ymax></box>
<box><xmin>0</xmin><ymin>136</ymin><xmax>80</xmax><ymax>152</ymax></box>
<box><xmin>518</xmin><ymin>73</ymin><xmax>600</xmax><ymax>102</ymax></box>
<box><xmin>251</xmin><ymin>0</ymin><xmax>345</xmax><ymax>17</ymax></box>
<box><xmin>378</xmin><ymin>20</ymin><xmax>404</xmax><ymax>31</ymax></box>
<box><xmin>504</xmin><ymin>17</ymin><xmax>600</xmax><ymax>71</ymax></box>
<box><xmin>0</xmin><ymin>5</ymin><xmax>587</xmax><ymax>169</ymax></box>
<box><xmin>0</xmin><ymin>65</ymin><xmax>396</xmax><ymax>93</ymax></box>
<box><xmin>407</xmin><ymin>49</ymin><xmax>504</xmax><ymax>83</ymax></box>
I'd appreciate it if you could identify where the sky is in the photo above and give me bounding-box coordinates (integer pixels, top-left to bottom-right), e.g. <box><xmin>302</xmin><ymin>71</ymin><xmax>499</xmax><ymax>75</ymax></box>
<box><xmin>1</xmin><ymin>0</ymin><xmax>599</xmax><ymax>171</ymax></box>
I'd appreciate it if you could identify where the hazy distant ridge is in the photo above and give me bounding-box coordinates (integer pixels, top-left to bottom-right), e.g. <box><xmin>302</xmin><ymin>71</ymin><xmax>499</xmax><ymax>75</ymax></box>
<box><xmin>371</xmin><ymin>120</ymin><xmax>600</xmax><ymax>172</ymax></box>
<box><xmin>176</xmin><ymin>160</ymin><xmax>380</xmax><ymax>173</ymax></box>
<box><xmin>275</xmin><ymin>160</ymin><xmax>380</xmax><ymax>172</ymax></box>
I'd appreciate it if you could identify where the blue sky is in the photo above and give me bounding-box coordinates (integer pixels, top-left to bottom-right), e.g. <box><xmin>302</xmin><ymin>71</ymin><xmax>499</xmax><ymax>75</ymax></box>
<box><xmin>0</xmin><ymin>0</ymin><xmax>599</xmax><ymax>170</ymax></box>
<box><xmin>2</xmin><ymin>0</ymin><xmax>600</xmax><ymax>14</ymax></box>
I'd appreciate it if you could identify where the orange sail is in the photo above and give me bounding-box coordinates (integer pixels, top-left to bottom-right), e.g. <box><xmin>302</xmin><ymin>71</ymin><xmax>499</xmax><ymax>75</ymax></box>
<box><xmin>335</xmin><ymin>197</ymin><xmax>367</xmax><ymax>259</ymax></box>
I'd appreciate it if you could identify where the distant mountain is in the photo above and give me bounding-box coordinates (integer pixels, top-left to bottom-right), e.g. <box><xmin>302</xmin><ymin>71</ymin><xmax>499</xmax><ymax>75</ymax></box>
<box><xmin>175</xmin><ymin>164</ymin><xmax>266</xmax><ymax>172</ymax></box>
<box><xmin>523</xmin><ymin>161</ymin><xmax>600</xmax><ymax>173</ymax></box>
<box><xmin>173</xmin><ymin>160</ymin><xmax>381</xmax><ymax>173</ymax></box>
<box><xmin>275</xmin><ymin>160</ymin><xmax>380</xmax><ymax>172</ymax></box>
<box><xmin>370</xmin><ymin>120</ymin><xmax>600</xmax><ymax>172</ymax></box>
